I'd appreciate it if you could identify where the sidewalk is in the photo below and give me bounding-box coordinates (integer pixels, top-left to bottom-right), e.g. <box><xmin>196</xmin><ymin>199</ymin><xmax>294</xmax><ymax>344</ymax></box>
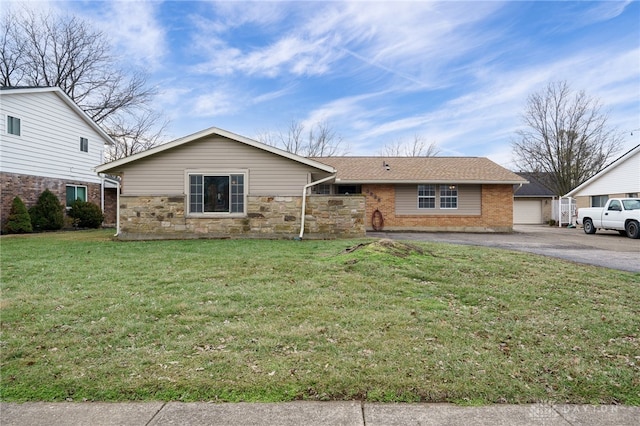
<box><xmin>2</xmin><ymin>401</ymin><xmax>639</xmax><ymax>425</ymax></box>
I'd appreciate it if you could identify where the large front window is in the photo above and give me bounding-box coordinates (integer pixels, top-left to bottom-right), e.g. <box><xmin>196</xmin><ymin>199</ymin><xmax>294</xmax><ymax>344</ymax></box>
<box><xmin>189</xmin><ymin>174</ymin><xmax>244</xmax><ymax>214</ymax></box>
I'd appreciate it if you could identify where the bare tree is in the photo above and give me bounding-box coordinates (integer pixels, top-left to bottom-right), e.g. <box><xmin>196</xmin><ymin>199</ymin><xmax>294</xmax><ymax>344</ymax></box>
<box><xmin>1</xmin><ymin>8</ymin><xmax>166</xmax><ymax>158</ymax></box>
<box><xmin>380</xmin><ymin>134</ymin><xmax>440</xmax><ymax>156</ymax></box>
<box><xmin>512</xmin><ymin>81</ymin><xmax>624</xmax><ymax>196</ymax></box>
<box><xmin>104</xmin><ymin>109</ymin><xmax>169</xmax><ymax>161</ymax></box>
<box><xmin>258</xmin><ymin>119</ymin><xmax>348</xmax><ymax>157</ymax></box>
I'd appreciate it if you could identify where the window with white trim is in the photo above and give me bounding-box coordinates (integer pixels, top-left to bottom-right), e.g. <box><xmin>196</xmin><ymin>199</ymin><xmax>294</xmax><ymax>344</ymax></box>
<box><xmin>80</xmin><ymin>137</ymin><xmax>88</xmax><ymax>152</ymax></box>
<box><xmin>591</xmin><ymin>195</ymin><xmax>608</xmax><ymax>207</ymax></box>
<box><xmin>313</xmin><ymin>184</ymin><xmax>332</xmax><ymax>195</ymax></box>
<box><xmin>66</xmin><ymin>185</ymin><xmax>87</xmax><ymax>208</ymax></box>
<box><xmin>7</xmin><ymin>116</ymin><xmax>20</xmax><ymax>136</ymax></box>
<box><xmin>189</xmin><ymin>173</ymin><xmax>245</xmax><ymax>214</ymax></box>
<box><xmin>440</xmin><ymin>185</ymin><xmax>458</xmax><ymax>209</ymax></box>
<box><xmin>418</xmin><ymin>184</ymin><xmax>435</xmax><ymax>209</ymax></box>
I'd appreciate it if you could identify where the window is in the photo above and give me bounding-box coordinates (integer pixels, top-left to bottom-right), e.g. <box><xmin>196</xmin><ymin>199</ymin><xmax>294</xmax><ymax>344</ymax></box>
<box><xmin>313</xmin><ymin>184</ymin><xmax>332</xmax><ymax>195</ymax></box>
<box><xmin>440</xmin><ymin>185</ymin><xmax>458</xmax><ymax>209</ymax></box>
<box><xmin>189</xmin><ymin>173</ymin><xmax>245</xmax><ymax>214</ymax></box>
<box><xmin>336</xmin><ymin>185</ymin><xmax>361</xmax><ymax>195</ymax></box>
<box><xmin>66</xmin><ymin>185</ymin><xmax>87</xmax><ymax>208</ymax></box>
<box><xmin>627</xmin><ymin>193</ymin><xmax>638</xmax><ymax>198</ymax></box>
<box><xmin>607</xmin><ymin>200</ymin><xmax>621</xmax><ymax>211</ymax></box>
<box><xmin>80</xmin><ymin>137</ymin><xmax>88</xmax><ymax>152</ymax></box>
<box><xmin>591</xmin><ymin>195</ymin><xmax>608</xmax><ymax>207</ymax></box>
<box><xmin>418</xmin><ymin>184</ymin><xmax>435</xmax><ymax>209</ymax></box>
<box><xmin>7</xmin><ymin>116</ymin><xmax>20</xmax><ymax>136</ymax></box>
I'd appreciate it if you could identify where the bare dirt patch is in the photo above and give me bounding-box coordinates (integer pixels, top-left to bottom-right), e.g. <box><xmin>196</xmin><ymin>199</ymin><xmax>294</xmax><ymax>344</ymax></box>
<box><xmin>342</xmin><ymin>239</ymin><xmax>426</xmax><ymax>257</ymax></box>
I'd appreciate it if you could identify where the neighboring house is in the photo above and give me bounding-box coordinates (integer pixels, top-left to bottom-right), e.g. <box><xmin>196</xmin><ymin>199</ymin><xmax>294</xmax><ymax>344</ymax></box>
<box><xmin>311</xmin><ymin>157</ymin><xmax>527</xmax><ymax>232</ymax></box>
<box><xmin>95</xmin><ymin>127</ymin><xmax>365</xmax><ymax>240</ymax></box>
<box><xmin>513</xmin><ymin>172</ymin><xmax>557</xmax><ymax>224</ymax></box>
<box><xmin>0</xmin><ymin>87</ymin><xmax>116</xmax><ymax>230</ymax></box>
<box><xmin>565</xmin><ymin>144</ymin><xmax>640</xmax><ymax>210</ymax></box>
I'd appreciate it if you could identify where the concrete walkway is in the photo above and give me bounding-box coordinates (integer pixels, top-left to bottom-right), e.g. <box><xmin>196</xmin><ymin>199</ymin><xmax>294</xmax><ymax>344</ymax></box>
<box><xmin>2</xmin><ymin>401</ymin><xmax>639</xmax><ymax>425</ymax></box>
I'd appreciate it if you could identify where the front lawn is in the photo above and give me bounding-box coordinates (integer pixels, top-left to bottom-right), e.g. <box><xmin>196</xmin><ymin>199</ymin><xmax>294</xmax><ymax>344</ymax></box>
<box><xmin>1</xmin><ymin>230</ymin><xmax>638</xmax><ymax>404</ymax></box>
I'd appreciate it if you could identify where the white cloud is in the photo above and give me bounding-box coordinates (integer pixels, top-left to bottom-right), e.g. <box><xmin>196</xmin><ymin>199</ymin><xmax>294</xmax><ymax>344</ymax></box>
<box><xmin>99</xmin><ymin>1</ymin><xmax>167</xmax><ymax>70</ymax></box>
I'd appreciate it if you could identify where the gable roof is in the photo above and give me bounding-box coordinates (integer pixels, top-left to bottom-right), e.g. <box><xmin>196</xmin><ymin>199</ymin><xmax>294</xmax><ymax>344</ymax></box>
<box><xmin>311</xmin><ymin>157</ymin><xmax>527</xmax><ymax>184</ymax></box>
<box><xmin>514</xmin><ymin>172</ymin><xmax>556</xmax><ymax>197</ymax></box>
<box><xmin>96</xmin><ymin>127</ymin><xmax>335</xmax><ymax>174</ymax></box>
<box><xmin>565</xmin><ymin>144</ymin><xmax>640</xmax><ymax>197</ymax></box>
<box><xmin>0</xmin><ymin>86</ymin><xmax>114</xmax><ymax>145</ymax></box>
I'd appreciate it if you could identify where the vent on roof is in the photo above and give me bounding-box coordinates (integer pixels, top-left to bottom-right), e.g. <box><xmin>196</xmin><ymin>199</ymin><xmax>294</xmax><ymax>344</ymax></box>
<box><xmin>383</xmin><ymin>161</ymin><xmax>390</xmax><ymax>171</ymax></box>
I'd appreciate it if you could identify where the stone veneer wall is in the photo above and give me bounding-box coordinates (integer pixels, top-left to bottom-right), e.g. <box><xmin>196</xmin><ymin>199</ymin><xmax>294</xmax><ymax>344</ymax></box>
<box><xmin>117</xmin><ymin>194</ymin><xmax>365</xmax><ymax>240</ymax></box>
<box><xmin>0</xmin><ymin>172</ymin><xmax>104</xmax><ymax>230</ymax></box>
<box><xmin>362</xmin><ymin>184</ymin><xmax>515</xmax><ymax>232</ymax></box>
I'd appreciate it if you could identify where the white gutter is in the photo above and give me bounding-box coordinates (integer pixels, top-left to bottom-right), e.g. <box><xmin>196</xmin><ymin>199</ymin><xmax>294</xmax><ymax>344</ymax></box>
<box><xmin>297</xmin><ymin>174</ymin><xmax>336</xmax><ymax>240</ymax></box>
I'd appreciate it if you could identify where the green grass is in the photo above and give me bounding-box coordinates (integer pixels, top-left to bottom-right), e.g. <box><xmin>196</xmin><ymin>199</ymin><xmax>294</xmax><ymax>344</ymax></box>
<box><xmin>1</xmin><ymin>230</ymin><xmax>639</xmax><ymax>404</ymax></box>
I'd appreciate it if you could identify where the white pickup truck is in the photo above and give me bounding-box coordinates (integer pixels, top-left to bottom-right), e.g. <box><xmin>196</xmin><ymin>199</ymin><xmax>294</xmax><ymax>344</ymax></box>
<box><xmin>576</xmin><ymin>198</ymin><xmax>640</xmax><ymax>239</ymax></box>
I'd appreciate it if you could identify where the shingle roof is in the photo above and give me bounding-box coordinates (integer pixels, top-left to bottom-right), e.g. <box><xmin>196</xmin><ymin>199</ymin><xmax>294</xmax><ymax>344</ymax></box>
<box><xmin>311</xmin><ymin>157</ymin><xmax>527</xmax><ymax>184</ymax></box>
<box><xmin>514</xmin><ymin>172</ymin><xmax>556</xmax><ymax>197</ymax></box>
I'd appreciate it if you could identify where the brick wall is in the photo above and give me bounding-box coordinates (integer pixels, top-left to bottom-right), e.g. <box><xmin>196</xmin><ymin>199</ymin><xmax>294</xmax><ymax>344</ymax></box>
<box><xmin>103</xmin><ymin>188</ymin><xmax>117</xmax><ymax>226</ymax></box>
<box><xmin>0</xmin><ymin>172</ymin><xmax>111</xmax><ymax>230</ymax></box>
<box><xmin>116</xmin><ymin>194</ymin><xmax>366</xmax><ymax>240</ymax></box>
<box><xmin>362</xmin><ymin>184</ymin><xmax>514</xmax><ymax>232</ymax></box>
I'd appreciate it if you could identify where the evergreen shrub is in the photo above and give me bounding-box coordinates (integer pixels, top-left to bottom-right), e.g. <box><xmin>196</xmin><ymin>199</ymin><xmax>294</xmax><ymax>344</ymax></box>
<box><xmin>69</xmin><ymin>200</ymin><xmax>104</xmax><ymax>228</ymax></box>
<box><xmin>29</xmin><ymin>189</ymin><xmax>64</xmax><ymax>231</ymax></box>
<box><xmin>4</xmin><ymin>196</ymin><xmax>33</xmax><ymax>233</ymax></box>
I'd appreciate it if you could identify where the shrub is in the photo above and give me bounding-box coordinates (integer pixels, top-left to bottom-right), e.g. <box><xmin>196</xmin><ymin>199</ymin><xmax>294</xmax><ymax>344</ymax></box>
<box><xmin>29</xmin><ymin>189</ymin><xmax>64</xmax><ymax>231</ymax></box>
<box><xmin>4</xmin><ymin>196</ymin><xmax>33</xmax><ymax>233</ymax></box>
<box><xmin>69</xmin><ymin>200</ymin><xmax>104</xmax><ymax>228</ymax></box>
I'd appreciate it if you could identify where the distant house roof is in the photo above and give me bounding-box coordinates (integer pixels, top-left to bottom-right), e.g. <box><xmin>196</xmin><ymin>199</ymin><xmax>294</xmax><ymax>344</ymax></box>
<box><xmin>311</xmin><ymin>157</ymin><xmax>527</xmax><ymax>184</ymax></box>
<box><xmin>96</xmin><ymin>127</ymin><xmax>336</xmax><ymax>174</ymax></box>
<box><xmin>514</xmin><ymin>172</ymin><xmax>556</xmax><ymax>197</ymax></box>
<box><xmin>565</xmin><ymin>144</ymin><xmax>640</xmax><ymax>197</ymax></box>
<box><xmin>0</xmin><ymin>86</ymin><xmax>114</xmax><ymax>145</ymax></box>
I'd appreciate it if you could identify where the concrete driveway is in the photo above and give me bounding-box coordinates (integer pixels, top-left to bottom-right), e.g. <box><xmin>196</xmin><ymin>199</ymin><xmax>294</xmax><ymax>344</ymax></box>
<box><xmin>368</xmin><ymin>225</ymin><xmax>640</xmax><ymax>273</ymax></box>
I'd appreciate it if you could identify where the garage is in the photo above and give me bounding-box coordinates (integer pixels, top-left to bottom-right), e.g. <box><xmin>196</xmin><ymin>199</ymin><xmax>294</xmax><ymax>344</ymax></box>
<box><xmin>514</xmin><ymin>199</ymin><xmax>543</xmax><ymax>224</ymax></box>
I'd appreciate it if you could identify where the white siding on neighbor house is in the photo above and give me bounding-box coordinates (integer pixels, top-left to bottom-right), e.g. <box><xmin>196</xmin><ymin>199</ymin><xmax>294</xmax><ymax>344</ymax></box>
<box><xmin>572</xmin><ymin>151</ymin><xmax>640</xmax><ymax>196</ymax></box>
<box><xmin>116</xmin><ymin>136</ymin><xmax>324</xmax><ymax>196</ymax></box>
<box><xmin>395</xmin><ymin>184</ymin><xmax>482</xmax><ymax>215</ymax></box>
<box><xmin>0</xmin><ymin>91</ymin><xmax>106</xmax><ymax>184</ymax></box>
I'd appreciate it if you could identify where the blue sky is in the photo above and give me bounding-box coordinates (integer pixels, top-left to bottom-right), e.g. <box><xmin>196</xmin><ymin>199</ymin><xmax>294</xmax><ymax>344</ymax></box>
<box><xmin>14</xmin><ymin>1</ymin><xmax>640</xmax><ymax>167</ymax></box>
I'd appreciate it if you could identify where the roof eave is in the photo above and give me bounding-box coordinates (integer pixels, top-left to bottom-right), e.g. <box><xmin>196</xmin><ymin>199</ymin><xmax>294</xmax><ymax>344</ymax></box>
<box><xmin>334</xmin><ymin>179</ymin><xmax>528</xmax><ymax>185</ymax></box>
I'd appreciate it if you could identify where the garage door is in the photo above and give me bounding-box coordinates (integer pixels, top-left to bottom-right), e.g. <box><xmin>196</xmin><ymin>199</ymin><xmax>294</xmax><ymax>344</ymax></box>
<box><xmin>514</xmin><ymin>199</ymin><xmax>543</xmax><ymax>224</ymax></box>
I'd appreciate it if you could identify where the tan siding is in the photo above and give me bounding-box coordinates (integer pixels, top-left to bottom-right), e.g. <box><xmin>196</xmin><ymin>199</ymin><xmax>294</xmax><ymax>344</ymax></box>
<box><xmin>395</xmin><ymin>184</ymin><xmax>481</xmax><ymax>215</ymax></box>
<box><xmin>116</xmin><ymin>136</ymin><xmax>320</xmax><ymax>196</ymax></box>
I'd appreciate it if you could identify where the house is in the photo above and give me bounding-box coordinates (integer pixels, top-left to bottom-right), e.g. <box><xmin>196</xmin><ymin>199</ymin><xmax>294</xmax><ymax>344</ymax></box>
<box><xmin>513</xmin><ymin>172</ymin><xmax>557</xmax><ymax>224</ymax></box>
<box><xmin>95</xmin><ymin>127</ymin><xmax>527</xmax><ymax>239</ymax></box>
<box><xmin>311</xmin><ymin>157</ymin><xmax>527</xmax><ymax>233</ymax></box>
<box><xmin>95</xmin><ymin>127</ymin><xmax>365</xmax><ymax>240</ymax></box>
<box><xmin>0</xmin><ymin>87</ymin><xmax>117</xmax><ymax>230</ymax></box>
<box><xmin>565</xmin><ymin>144</ymin><xmax>640</xmax><ymax>209</ymax></box>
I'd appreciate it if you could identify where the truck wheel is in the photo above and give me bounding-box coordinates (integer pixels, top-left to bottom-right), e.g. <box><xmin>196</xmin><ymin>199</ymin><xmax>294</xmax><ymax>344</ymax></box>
<box><xmin>583</xmin><ymin>218</ymin><xmax>596</xmax><ymax>234</ymax></box>
<box><xmin>626</xmin><ymin>220</ymin><xmax>640</xmax><ymax>239</ymax></box>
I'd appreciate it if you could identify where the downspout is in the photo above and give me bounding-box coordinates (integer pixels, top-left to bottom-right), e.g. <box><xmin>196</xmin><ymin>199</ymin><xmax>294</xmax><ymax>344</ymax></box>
<box><xmin>297</xmin><ymin>174</ymin><xmax>336</xmax><ymax>240</ymax></box>
<box><xmin>101</xmin><ymin>177</ymin><xmax>105</xmax><ymax>213</ymax></box>
<box><xmin>114</xmin><ymin>179</ymin><xmax>120</xmax><ymax>237</ymax></box>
